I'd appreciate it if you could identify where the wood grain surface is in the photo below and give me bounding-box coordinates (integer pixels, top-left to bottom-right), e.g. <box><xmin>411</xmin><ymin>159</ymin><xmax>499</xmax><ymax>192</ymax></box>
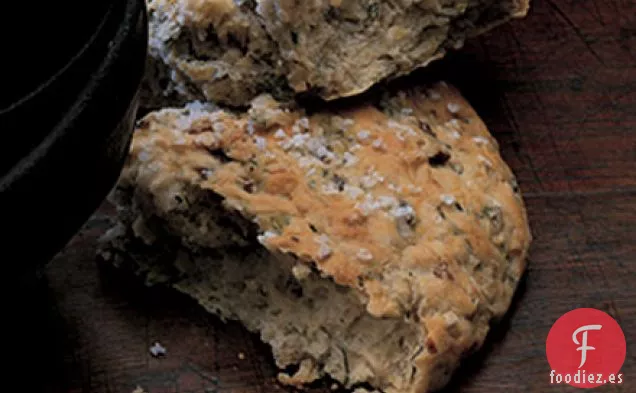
<box><xmin>25</xmin><ymin>1</ymin><xmax>636</xmax><ymax>392</ymax></box>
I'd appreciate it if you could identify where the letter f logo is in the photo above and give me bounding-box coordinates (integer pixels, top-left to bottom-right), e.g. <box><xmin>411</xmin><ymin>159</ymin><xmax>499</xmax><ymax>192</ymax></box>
<box><xmin>572</xmin><ymin>324</ymin><xmax>602</xmax><ymax>368</ymax></box>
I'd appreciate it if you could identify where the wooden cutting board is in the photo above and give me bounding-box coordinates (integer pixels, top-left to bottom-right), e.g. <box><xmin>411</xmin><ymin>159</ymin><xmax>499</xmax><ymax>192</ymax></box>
<box><xmin>30</xmin><ymin>1</ymin><xmax>636</xmax><ymax>392</ymax></box>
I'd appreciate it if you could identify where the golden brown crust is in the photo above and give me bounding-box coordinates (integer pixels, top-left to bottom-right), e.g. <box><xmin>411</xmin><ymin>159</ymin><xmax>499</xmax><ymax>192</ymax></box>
<box><xmin>120</xmin><ymin>83</ymin><xmax>531</xmax><ymax>392</ymax></box>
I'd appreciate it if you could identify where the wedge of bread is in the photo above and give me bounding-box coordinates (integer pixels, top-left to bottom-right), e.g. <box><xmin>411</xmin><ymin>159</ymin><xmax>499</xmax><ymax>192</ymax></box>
<box><xmin>142</xmin><ymin>0</ymin><xmax>529</xmax><ymax>107</ymax></box>
<box><xmin>102</xmin><ymin>82</ymin><xmax>531</xmax><ymax>393</ymax></box>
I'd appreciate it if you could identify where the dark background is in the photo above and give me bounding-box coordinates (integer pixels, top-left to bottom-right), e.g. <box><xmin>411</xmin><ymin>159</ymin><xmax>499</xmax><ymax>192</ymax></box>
<box><xmin>26</xmin><ymin>1</ymin><xmax>636</xmax><ymax>392</ymax></box>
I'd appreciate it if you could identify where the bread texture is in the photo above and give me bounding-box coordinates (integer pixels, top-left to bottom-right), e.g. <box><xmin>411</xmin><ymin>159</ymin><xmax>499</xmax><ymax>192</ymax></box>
<box><xmin>102</xmin><ymin>83</ymin><xmax>531</xmax><ymax>393</ymax></box>
<box><xmin>142</xmin><ymin>0</ymin><xmax>529</xmax><ymax>107</ymax></box>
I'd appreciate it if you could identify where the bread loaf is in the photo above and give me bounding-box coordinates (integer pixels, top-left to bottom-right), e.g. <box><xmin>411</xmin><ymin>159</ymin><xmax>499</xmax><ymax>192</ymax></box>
<box><xmin>102</xmin><ymin>82</ymin><xmax>531</xmax><ymax>392</ymax></box>
<box><xmin>142</xmin><ymin>0</ymin><xmax>529</xmax><ymax>107</ymax></box>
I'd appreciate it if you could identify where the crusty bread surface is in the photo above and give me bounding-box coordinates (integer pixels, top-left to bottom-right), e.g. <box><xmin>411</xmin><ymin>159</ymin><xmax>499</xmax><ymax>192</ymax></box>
<box><xmin>103</xmin><ymin>82</ymin><xmax>531</xmax><ymax>393</ymax></box>
<box><xmin>142</xmin><ymin>0</ymin><xmax>529</xmax><ymax>107</ymax></box>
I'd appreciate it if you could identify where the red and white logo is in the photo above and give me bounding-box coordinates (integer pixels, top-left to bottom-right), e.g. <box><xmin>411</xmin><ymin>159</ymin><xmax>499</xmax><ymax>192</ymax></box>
<box><xmin>546</xmin><ymin>308</ymin><xmax>626</xmax><ymax>388</ymax></box>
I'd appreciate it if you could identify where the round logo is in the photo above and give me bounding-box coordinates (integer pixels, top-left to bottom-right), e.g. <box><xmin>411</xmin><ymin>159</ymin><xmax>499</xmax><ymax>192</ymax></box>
<box><xmin>546</xmin><ymin>308</ymin><xmax>626</xmax><ymax>388</ymax></box>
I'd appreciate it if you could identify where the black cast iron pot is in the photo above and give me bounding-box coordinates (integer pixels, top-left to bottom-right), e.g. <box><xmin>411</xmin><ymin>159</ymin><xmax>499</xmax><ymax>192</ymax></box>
<box><xmin>0</xmin><ymin>0</ymin><xmax>148</xmax><ymax>277</ymax></box>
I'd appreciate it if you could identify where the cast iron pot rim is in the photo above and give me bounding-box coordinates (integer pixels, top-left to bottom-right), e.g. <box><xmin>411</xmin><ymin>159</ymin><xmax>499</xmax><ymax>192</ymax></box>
<box><xmin>0</xmin><ymin>0</ymin><xmax>145</xmax><ymax>189</ymax></box>
<box><xmin>0</xmin><ymin>3</ymin><xmax>116</xmax><ymax>115</ymax></box>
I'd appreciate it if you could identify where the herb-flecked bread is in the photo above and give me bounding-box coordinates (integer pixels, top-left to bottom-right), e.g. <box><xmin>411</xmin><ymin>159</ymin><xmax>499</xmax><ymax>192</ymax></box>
<box><xmin>102</xmin><ymin>82</ymin><xmax>531</xmax><ymax>393</ymax></box>
<box><xmin>142</xmin><ymin>0</ymin><xmax>529</xmax><ymax>107</ymax></box>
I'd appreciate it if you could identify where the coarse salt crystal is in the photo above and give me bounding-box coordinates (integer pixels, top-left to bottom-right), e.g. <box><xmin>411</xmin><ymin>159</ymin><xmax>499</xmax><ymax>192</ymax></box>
<box><xmin>377</xmin><ymin>195</ymin><xmax>398</xmax><ymax>208</ymax></box>
<box><xmin>357</xmin><ymin>248</ymin><xmax>374</xmax><ymax>261</ymax></box>
<box><xmin>257</xmin><ymin>231</ymin><xmax>277</xmax><ymax>244</ymax></box>
<box><xmin>247</xmin><ymin>120</ymin><xmax>256</xmax><ymax>135</ymax></box>
<box><xmin>342</xmin><ymin>119</ymin><xmax>355</xmax><ymax>128</ymax></box>
<box><xmin>447</xmin><ymin>103</ymin><xmax>461</xmax><ymax>114</ymax></box>
<box><xmin>317</xmin><ymin>244</ymin><xmax>332</xmax><ymax>260</ymax></box>
<box><xmin>138</xmin><ymin>151</ymin><xmax>151</xmax><ymax>162</ymax></box>
<box><xmin>473</xmin><ymin>136</ymin><xmax>489</xmax><ymax>145</ymax></box>
<box><xmin>200</xmin><ymin>169</ymin><xmax>213</xmax><ymax>179</ymax></box>
<box><xmin>450</xmin><ymin>130</ymin><xmax>461</xmax><ymax>139</ymax></box>
<box><xmin>344</xmin><ymin>185</ymin><xmax>364</xmax><ymax>199</ymax></box>
<box><xmin>392</xmin><ymin>204</ymin><xmax>415</xmax><ymax>218</ymax></box>
<box><xmin>440</xmin><ymin>194</ymin><xmax>455</xmax><ymax>205</ymax></box>
<box><xmin>185</xmin><ymin>100</ymin><xmax>213</xmax><ymax>112</ymax></box>
<box><xmin>401</xmin><ymin>108</ymin><xmax>414</xmax><ymax>115</ymax></box>
<box><xmin>298</xmin><ymin>156</ymin><xmax>314</xmax><ymax>168</ymax></box>
<box><xmin>372</xmin><ymin>138</ymin><xmax>385</xmax><ymax>150</ymax></box>
<box><xmin>322</xmin><ymin>183</ymin><xmax>340</xmax><ymax>195</ymax></box>
<box><xmin>316</xmin><ymin>234</ymin><xmax>330</xmax><ymax>244</ymax></box>
<box><xmin>298</xmin><ymin>117</ymin><xmax>310</xmax><ymax>129</ymax></box>
<box><xmin>274</xmin><ymin>129</ymin><xmax>287</xmax><ymax>139</ymax></box>
<box><xmin>479</xmin><ymin>155</ymin><xmax>493</xmax><ymax>166</ymax></box>
<box><xmin>343</xmin><ymin>152</ymin><xmax>358</xmax><ymax>167</ymax></box>
<box><xmin>360</xmin><ymin>176</ymin><xmax>377</xmax><ymax>189</ymax></box>
<box><xmin>213</xmin><ymin>122</ymin><xmax>225</xmax><ymax>132</ymax></box>
<box><xmin>387</xmin><ymin>120</ymin><xmax>401</xmax><ymax>129</ymax></box>
<box><xmin>355</xmin><ymin>202</ymin><xmax>373</xmax><ymax>216</ymax></box>
<box><xmin>254</xmin><ymin>136</ymin><xmax>267</xmax><ymax>150</ymax></box>
<box><xmin>357</xmin><ymin>130</ymin><xmax>370</xmax><ymax>141</ymax></box>
<box><xmin>443</xmin><ymin>311</ymin><xmax>459</xmax><ymax>326</ymax></box>
<box><xmin>428</xmin><ymin>89</ymin><xmax>441</xmax><ymax>100</ymax></box>
<box><xmin>315</xmin><ymin>146</ymin><xmax>335</xmax><ymax>161</ymax></box>
<box><xmin>316</xmin><ymin>145</ymin><xmax>329</xmax><ymax>157</ymax></box>
<box><xmin>355</xmin><ymin>195</ymin><xmax>381</xmax><ymax>216</ymax></box>
<box><xmin>194</xmin><ymin>133</ymin><xmax>215</xmax><ymax>146</ymax></box>
<box><xmin>289</xmin><ymin>133</ymin><xmax>310</xmax><ymax>148</ymax></box>
<box><xmin>448</xmin><ymin>119</ymin><xmax>461</xmax><ymax>128</ymax></box>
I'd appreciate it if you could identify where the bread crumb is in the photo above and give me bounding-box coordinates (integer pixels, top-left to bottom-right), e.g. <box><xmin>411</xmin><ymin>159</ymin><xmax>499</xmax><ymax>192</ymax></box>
<box><xmin>149</xmin><ymin>342</ymin><xmax>167</xmax><ymax>357</ymax></box>
<box><xmin>238</xmin><ymin>352</ymin><xmax>246</xmax><ymax>360</ymax></box>
<box><xmin>428</xmin><ymin>89</ymin><xmax>441</xmax><ymax>100</ymax></box>
<box><xmin>292</xmin><ymin>263</ymin><xmax>312</xmax><ymax>280</ymax></box>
